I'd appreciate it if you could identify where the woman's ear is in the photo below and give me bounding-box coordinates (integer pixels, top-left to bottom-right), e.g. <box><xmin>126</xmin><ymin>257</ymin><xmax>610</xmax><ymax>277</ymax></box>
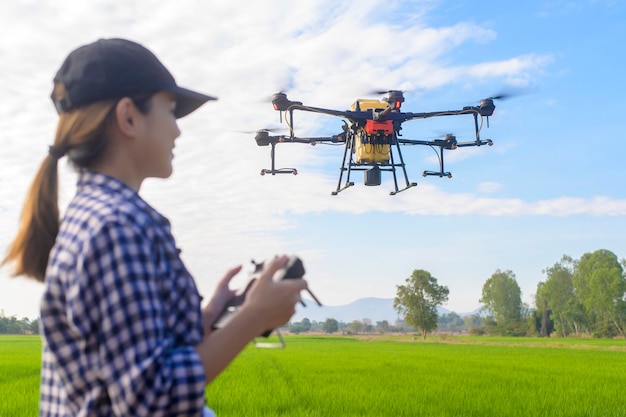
<box><xmin>113</xmin><ymin>97</ymin><xmax>140</xmax><ymax>137</ymax></box>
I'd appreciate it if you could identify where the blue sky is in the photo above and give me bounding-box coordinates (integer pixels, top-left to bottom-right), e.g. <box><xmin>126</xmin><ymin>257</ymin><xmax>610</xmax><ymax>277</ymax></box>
<box><xmin>1</xmin><ymin>0</ymin><xmax>625</xmax><ymax>320</ymax></box>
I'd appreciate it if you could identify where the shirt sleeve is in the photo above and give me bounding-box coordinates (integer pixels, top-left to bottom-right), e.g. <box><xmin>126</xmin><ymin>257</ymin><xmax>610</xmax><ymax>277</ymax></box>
<box><xmin>74</xmin><ymin>215</ymin><xmax>206</xmax><ymax>416</ymax></box>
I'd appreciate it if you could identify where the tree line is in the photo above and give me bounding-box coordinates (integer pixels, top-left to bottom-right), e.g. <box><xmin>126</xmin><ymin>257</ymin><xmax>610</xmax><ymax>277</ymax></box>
<box><xmin>535</xmin><ymin>249</ymin><xmax>625</xmax><ymax>338</ymax></box>
<box><xmin>395</xmin><ymin>248</ymin><xmax>625</xmax><ymax>338</ymax></box>
<box><xmin>0</xmin><ymin>311</ymin><xmax>40</xmax><ymax>334</ymax></box>
<box><xmin>285</xmin><ymin>317</ymin><xmax>417</xmax><ymax>335</ymax></box>
<box><xmin>288</xmin><ymin>248</ymin><xmax>625</xmax><ymax>339</ymax></box>
<box><xmin>401</xmin><ymin>248</ymin><xmax>626</xmax><ymax>338</ymax></box>
<box><xmin>5</xmin><ymin>248</ymin><xmax>624</xmax><ymax>339</ymax></box>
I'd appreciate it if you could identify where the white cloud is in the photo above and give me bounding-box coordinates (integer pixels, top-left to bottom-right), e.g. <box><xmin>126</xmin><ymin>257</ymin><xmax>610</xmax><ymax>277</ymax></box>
<box><xmin>467</xmin><ymin>54</ymin><xmax>555</xmax><ymax>86</ymax></box>
<box><xmin>477</xmin><ymin>181</ymin><xmax>502</xmax><ymax>193</ymax></box>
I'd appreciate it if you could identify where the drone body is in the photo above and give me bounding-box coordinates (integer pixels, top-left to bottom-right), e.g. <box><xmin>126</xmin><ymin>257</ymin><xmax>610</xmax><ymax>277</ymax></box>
<box><xmin>351</xmin><ymin>99</ymin><xmax>392</xmax><ymax>167</ymax></box>
<box><xmin>255</xmin><ymin>90</ymin><xmax>498</xmax><ymax>195</ymax></box>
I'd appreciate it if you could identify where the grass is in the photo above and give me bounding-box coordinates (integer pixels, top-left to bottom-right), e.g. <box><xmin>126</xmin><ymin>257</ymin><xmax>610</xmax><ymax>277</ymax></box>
<box><xmin>207</xmin><ymin>335</ymin><xmax>626</xmax><ymax>416</ymax></box>
<box><xmin>0</xmin><ymin>336</ymin><xmax>41</xmax><ymax>416</ymax></box>
<box><xmin>1</xmin><ymin>334</ymin><xmax>625</xmax><ymax>416</ymax></box>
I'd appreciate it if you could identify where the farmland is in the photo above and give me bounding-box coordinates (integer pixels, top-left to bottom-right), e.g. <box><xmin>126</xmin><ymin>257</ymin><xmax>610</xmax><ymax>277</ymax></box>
<box><xmin>1</xmin><ymin>335</ymin><xmax>625</xmax><ymax>416</ymax></box>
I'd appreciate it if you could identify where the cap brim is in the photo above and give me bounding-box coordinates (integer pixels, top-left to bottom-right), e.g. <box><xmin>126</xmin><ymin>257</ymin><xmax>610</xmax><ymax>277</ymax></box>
<box><xmin>172</xmin><ymin>86</ymin><xmax>217</xmax><ymax>118</ymax></box>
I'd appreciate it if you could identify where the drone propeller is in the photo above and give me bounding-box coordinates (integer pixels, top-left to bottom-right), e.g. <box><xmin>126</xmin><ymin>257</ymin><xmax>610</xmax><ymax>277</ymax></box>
<box><xmin>368</xmin><ymin>89</ymin><xmax>396</xmax><ymax>95</ymax></box>
<box><xmin>255</xmin><ymin>86</ymin><xmax>291</xmax><ymax>104</ymax></box>
<box><xmin>484</xmin><ymin>86</ymin><xmax>532</xmax><ymax>102</ymax></box>
<box><xmin>366</xmin><ymin>88</ymin><xmax>406</xmax><ymax>96</ymax></box>
<box><xmin>485</xmin><ymin>93</ymin><xmax>512</xmax><ymax>101</ymax></box>
<box><xmin>238</xmin><ymin>127</ymin><xmax>285</xmax><ymax>134</ymax></box>
<box><xmin>357</xmin><ymin>89</ymin><xmax>406</xmax><ymax>112</ymax></box>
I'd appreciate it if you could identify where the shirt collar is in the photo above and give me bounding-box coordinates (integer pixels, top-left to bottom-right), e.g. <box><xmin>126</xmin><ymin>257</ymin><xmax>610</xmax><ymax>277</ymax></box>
<box><xmin>77</xmin><ymin>170</ymin><xmax>171</xmax><ymax>227</ymax></box>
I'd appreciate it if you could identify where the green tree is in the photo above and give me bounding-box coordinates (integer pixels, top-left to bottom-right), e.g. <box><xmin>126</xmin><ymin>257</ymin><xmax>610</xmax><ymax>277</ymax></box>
<box><xmin>534</xmin><ymin>282</ymin><xmax>553</xmax><ymax>337</ymax></box>
<box><xmin>480</xmin><ymin>269</ymin><xmax>522</xmax><ymax>335</ymax></box>
<box><xmin>0</xmin><ymin>311</ymin><xmax>39</xmax><ymax>334</ymax></box>
<box><xmin>393</xmin><ymin>319</ymin><xmax>414</xmax><ymax>333</ymax></box>
<box><xmin>394</xmin><ymin>269</ymin><xmax>449</xmax><ymax>340</ymax></box>
<box><xmin>347</xmin><ymin>320</ymin><xmax>363</xmax><ymax>335</ymax></box>
<box><xmin>362</xmin><ymin>318</ymin><xmax>373</xmax><ymax>334</ymax></box>
<box><xmin>573</xmin><ymin>249</ymin><xmax>625</xmax><ymax>337</ymax></box>
<box><xmin>288</xmin><ymin>322</ymin><xmax>304</xmax><ymax>334</ymax></box>
<box><xmin>536</xmin><ymin>255</ymin><xmax>582</xmax><ymax>337</ymax></box>
<box><xmin>322</xmin><ymin>318</ymin><xmax>338</xmax><ymax>334</ymax></box>
<box><xmin>376</xmin><ymin>320</ymin><xmax>390</xmax><ymax>333</ymax></box>
<box><xmin>28</xmin><ymin>317</ymin><xmax>41</xmax><ymax>334</ymax></box>
<box><xmin>438</xmin><ymin>312</ymin><xmax>464</xmax><ymax>332</ymax></box>
<box><xmin>300</xmin><ymin>318</ymin><xmax>311</xmax><ymax>332</ymax></box>
<box><xmin>463</xmin><ymin>314</ymin><xmax>482</xmax><ymax>332</ymax></box>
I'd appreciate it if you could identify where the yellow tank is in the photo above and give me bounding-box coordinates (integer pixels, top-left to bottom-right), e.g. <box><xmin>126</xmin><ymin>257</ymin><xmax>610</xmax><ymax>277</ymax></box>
<box><xmin>350</xmin><ymin>99</ymin><xmax>386</xmax><ymax>112</ymax></box>
<box><xmin>355</xmin><ymin>138</ymin><xmax>391</xmax><ymax>164</ymax></box>
<box><xmin>351</xmin><ymin>99</ymin><xmax>391</xmax><ymax>164</ymax></box>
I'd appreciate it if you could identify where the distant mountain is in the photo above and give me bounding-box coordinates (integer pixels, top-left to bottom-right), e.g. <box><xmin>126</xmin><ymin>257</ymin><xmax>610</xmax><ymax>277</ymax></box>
<box><xmin>291</xmin><ymin>297</ymin><xmax>474</xmax><ymax>323</ymax></box>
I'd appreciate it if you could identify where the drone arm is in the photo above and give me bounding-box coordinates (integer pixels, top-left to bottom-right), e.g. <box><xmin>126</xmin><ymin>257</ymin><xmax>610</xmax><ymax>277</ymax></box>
<box><xmin>285</xmin><ymin>103</ymin><xmax>351</xmax><ymax>118</ymax></box>
<box><xmin>397</xmin><ymin>108</ymin><xmax>481</xmax><ymax>122</ymax></box>
<box><xmin>397</xmin><ymin>134</ymin><xmax>457</xmax><ymax>148</ymax></box>
<box><xmin>279</xmin><ymin>135</ymin><xmax>345</xmax><ymax>144</ymax></box>
<box><xmin>398</xmin><ymin>136</ymin><xmax>492</xmax><ymax>149</ymax></box>
<box><xmin>397</xmin><ymin>138</ymin><xmax>442</xmax><ymax>146</ymax></box>
<box><xmin>284</xmin><ymin>103</ymin><xmax>402</xmax><ymax>124</ymax></box>
<box><xmin>255</xmin><ymin>132</ymin><xmax>345</xmax><ymax>146</ymax></box>
<box><xmin>456</xmin><ymin>139</ymin><xmax>493</xmax><ymax>147</ymax></box>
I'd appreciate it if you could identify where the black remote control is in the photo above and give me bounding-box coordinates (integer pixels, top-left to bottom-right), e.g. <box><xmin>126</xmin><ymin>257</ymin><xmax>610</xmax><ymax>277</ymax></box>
<box><xmin>211</xmin><ymin>256</ymin><xmax>321</xmax><ymax>337</ymax></box>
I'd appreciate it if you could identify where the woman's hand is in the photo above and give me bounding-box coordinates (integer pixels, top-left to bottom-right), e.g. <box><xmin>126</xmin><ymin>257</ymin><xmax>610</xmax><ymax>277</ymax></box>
<box><xmin>194</xmin><ymin>256</ymin><xmax>308</xmax><ymax>383</ymax></box>
<box><xmin>201</xmin><ymin>265</ymin><xmax>242</xmax><ymax>335</ymax></box>
<box><xmin>240</xmin><ymin>255</ymin><xmax>308</xmax><ymax>333</ymax></box>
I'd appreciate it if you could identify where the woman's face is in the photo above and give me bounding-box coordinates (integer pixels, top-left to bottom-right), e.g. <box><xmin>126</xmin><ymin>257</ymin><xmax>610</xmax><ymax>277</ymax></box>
<box><xmin>134</xmin><ymin>91</ymin><xmax>181</xmax><ymax>179</ymax></box>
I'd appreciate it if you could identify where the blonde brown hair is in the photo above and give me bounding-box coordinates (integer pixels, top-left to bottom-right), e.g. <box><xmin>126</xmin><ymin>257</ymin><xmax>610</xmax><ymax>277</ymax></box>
<box><xmin>2</xmin><ymin>84</ymin><xmax>118</xmax><ymax>282</ymax></box>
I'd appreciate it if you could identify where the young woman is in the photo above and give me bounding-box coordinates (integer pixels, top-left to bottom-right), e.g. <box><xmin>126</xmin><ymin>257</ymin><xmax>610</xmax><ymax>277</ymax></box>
<box><xmin>2</xmin><ymin>38</ymin><xmax>308</xmax><ymax>416</ymax></box>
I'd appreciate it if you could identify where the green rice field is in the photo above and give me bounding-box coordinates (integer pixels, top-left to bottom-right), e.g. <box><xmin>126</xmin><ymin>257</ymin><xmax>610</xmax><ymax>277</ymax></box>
<box><xmin>1</xmin><ymin>334</ymin><xmax>625</xmax><ymax>416</ymax></box>
<box><xmin>0</xmin><ymin>336</ymin><xmax>41</xmax><ymax>416</ymax></box>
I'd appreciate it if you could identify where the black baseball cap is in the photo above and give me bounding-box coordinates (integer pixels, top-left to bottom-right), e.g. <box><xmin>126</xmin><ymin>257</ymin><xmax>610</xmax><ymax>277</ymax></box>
<box><xmin>51</xmin><ymin>38</ymin><xmax>216</xmax><ymax>118</ymax></box>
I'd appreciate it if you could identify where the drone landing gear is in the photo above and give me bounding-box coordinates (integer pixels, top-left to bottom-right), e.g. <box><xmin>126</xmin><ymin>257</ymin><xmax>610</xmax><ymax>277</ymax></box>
<box><xmin>260</xmin><ymin>142</ymin><xmax>298</xmax><ymax>176</ymax></box>
<box><xmin>423</xmin><ymin>171</ymin><xmax>452</xmax><ymax>178</ymax></box>
<box><xmin>423</xmin><ymin>143</ymin><xmax>453</xmax><ymax>179</ymax></box>
<box><xmin>331</xmin><ymin>181</ymin><xmax>355</xmax><ymax>196</ymax></box>
<box><xmin>332</xmin><ymin>135</ymin><xmax>357</xmax><ymax>195</ymax></box>
<box><xmin>331</xmin><ymin>136</ymin><xmax>418</xmax><ymax>196</ymax></box>
<box><xmin>388</xmin><ymin>140</ymin><xmax>417</xmax><ymax>196</ymax></box>
<box><xmin>260</xmin><ymin>168</ymin><xmax>297</xmax><ymax>175</ymax></box>
<box><xmin>389</xmin><ymin>182</ymin><xmax>418</xmax><ymax>196</ymax></box>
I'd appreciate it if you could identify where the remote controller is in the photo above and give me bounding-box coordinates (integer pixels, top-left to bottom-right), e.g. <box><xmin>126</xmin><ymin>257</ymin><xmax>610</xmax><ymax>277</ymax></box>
<box><xmin>211</xmin><ymin>255</ymin><xmax>321</xmax><ymax>336</ymax></box>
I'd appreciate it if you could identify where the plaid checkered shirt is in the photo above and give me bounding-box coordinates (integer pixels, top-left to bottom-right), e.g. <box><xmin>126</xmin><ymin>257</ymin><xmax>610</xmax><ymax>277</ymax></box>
<box><xmin>39</xmin><ymin>171</ymin><xmax>207</xmax><ymax>416</ymax></box>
